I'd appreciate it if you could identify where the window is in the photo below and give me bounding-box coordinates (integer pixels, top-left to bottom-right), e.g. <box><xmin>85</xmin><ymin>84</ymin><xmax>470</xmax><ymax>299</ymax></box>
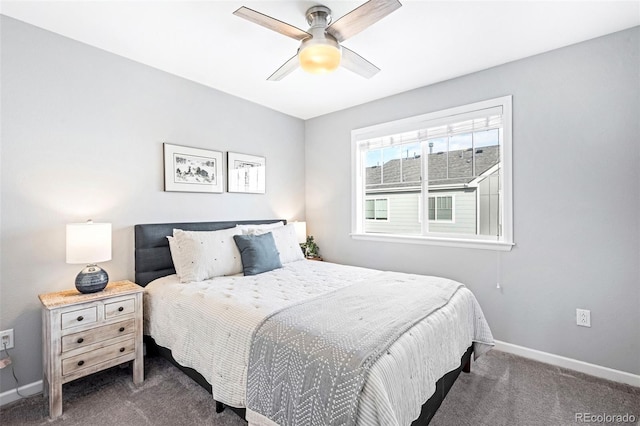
<box><xmin>365</xmin><ymin>198</ymin><xmax>388</xmax><ymax>220</ymax></box>
<box><xmin>351</xmin><ymin>96</ymin><xmax>513</xmax><ymax>251</ymax></box>
<box><xmin>429</xmin><ymin>196</ymin><xmax>453</xmax><ymax>222</ymax></box>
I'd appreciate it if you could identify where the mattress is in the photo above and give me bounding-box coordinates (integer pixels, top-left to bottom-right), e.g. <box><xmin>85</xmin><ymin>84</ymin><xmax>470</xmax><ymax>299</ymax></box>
<box><xmin>144</xmin><ymin>259</ymin><xmax>494</xmax><ymax>426</ymax></box>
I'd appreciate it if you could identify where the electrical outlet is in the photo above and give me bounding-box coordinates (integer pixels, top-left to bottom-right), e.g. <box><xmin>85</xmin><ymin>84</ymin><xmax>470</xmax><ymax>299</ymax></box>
<box><xmin>576</xmin><ymin>309</ymin><xmax>591</xmax><ymax>327</ymax></box>
<box><xmin>0</xmin><ymin>329</ymin><xmax>14</xmax><ymax>350</ymax></box>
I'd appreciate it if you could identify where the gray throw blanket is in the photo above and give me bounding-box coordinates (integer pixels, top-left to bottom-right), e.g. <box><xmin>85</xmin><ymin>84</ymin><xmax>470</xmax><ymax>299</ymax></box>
<box><xmin>246</xmin><ymin>271</ymin><xmax>464</xmax><ymax>426</ymax></box>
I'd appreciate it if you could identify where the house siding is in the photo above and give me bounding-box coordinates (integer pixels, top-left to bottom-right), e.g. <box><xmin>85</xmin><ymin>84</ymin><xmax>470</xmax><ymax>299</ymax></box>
<box><xmin>478</xmin><ymin>170</ymin><xmax>501</xmax><ymax>236</ymax></box>
<box><xmin>365</xmin><ymin>193</ymin><xmax>421</xmax><ymax>235</ymax></box>
<box><xmin>364</xmin><ymin>189</ymin><xmax>477</xmax><ymax>235</ymax></box>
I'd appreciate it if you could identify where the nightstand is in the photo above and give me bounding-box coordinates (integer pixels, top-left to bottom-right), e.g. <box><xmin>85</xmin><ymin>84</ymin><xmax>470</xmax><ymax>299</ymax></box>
<box><xmin>39</xmin><ymin>280</ymin><xmax>144</xmax><ymax>419</ymax></box>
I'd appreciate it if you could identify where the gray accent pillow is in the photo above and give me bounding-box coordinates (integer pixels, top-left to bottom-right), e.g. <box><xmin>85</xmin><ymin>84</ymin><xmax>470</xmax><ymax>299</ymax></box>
<box><xmin>233</xmin><ymin>233</ymin><xmax>282</xmax><ymax>276</ymax></box>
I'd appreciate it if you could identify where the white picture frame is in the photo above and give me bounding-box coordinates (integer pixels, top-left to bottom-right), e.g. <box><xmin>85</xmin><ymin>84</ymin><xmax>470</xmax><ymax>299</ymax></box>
<box><xmin>163</xmin><ymin>143</ymin><xmax>223</xmax><ymax>193</ymax></box>
<box><xmin>227</xmin><ymin>152</ymin><xmax>266</xmax><ymax>194</ymax></box>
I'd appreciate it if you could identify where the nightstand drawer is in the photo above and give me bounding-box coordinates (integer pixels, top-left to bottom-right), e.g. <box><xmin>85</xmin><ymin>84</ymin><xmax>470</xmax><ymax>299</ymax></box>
<box><xmin>105</xmin><ymin>298</ymin><xmax>135</xmax><ymax>319</ymax></box>
<box><xmin>62</xmin><ymin>339</ymin><xmax>135</xmax><ymax>376</ymax></box>
<box><xmin>61</xmin><ymin>319</ymin><xmax>135</xmax><ymax>352</ymax></box>
<box><xmin>61</xmin><ymin>306</ymin><xmax>97</xmax><ymax>330</ymax></box>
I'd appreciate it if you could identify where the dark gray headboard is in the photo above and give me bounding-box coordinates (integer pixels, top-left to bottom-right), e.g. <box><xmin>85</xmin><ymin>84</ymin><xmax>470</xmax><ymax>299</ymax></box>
<box><xmin>134</xmin><ymin>219</ymin><xmax>285</xmax><ymax>287</ymax></box>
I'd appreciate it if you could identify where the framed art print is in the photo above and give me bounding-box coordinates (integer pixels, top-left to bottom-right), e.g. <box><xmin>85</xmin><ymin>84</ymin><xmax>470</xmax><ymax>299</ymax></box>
<box><xmin>227</xmin><ymin>152</ymin><xmax>266</xmax><ymax>194</ymax></box>
<box><xmin>163</xmin><ymin>143</ymin><xmax>223</xmax><ymax>193</ymax></box>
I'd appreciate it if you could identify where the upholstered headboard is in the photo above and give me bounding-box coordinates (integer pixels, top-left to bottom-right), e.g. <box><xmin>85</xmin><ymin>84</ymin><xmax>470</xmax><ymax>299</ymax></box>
<box><xmin>134</xmin><ymin>219</ymin><xmax>285</xmax><ymax>287</ymax></box>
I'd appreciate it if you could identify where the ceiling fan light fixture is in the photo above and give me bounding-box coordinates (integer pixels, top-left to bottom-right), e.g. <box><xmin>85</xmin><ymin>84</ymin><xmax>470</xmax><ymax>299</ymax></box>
<box><xmin>299</xmin><ymin>42</ymin><xmax>341</xmax><ymax>74</ymax></box>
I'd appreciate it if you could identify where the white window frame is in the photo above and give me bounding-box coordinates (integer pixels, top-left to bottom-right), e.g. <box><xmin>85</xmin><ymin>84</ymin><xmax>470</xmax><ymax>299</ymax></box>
<box><xmin>365</xmin><ymin>197</ymin><xmax>390</xmax><ymax>222</ymax></box>
<box><xmin>351</xmin><ymin>96</ymin><xmax>514</xmax><ymax>251</ymax></box>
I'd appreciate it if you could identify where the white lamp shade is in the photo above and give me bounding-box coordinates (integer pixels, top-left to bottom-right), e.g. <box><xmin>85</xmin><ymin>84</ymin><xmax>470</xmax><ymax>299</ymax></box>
<box><xmin>293</xmin><ymin>221</ymin><xmax>307</xmax><ymax>244</ymax></box>
<box><xmin>66</xmin><ymin>222</ymin><xmax>112</xmax><ymax>264</ymax></box>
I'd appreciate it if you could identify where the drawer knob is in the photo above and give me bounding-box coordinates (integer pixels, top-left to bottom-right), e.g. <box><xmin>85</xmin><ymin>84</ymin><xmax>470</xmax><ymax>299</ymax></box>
<box><xmin>119</xmin><ymin>327</ymin><xmax>125</xmax><ymax>332</ymax></box>
<box><xmin>77</xmin><ymin>316</ymin><xmax>84</xmax><ymax>322</ymax></box>
<box><xmin>119</xmin><ymin>347</ymin><xmax>125</xmax><ymax>353</ymax></box>
<box><xmin>118</xmin><ymin>307</ymin><xmax>124</xmax><ymax>312</ymax></box>
<box><xmin>77</xmin><ymin>360</ymin><xmax>84</xmax><ymax>366</ymax></box>
<box><xmin>77</xmin><ymin>338</ymin><xmax>84</xmax><ymax>344</ymax></box>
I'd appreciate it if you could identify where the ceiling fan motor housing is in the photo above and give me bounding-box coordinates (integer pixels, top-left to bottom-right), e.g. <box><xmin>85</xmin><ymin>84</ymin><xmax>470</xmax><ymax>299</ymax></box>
<box><xmin>305</xmin><ymin>5</ymin><xmax>332</xmax><ymax>26</ymax></box>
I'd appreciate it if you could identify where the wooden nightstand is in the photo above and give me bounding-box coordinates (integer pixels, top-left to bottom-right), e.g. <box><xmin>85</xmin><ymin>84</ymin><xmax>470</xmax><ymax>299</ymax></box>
<box><xmin>39</xmin><ymin>280</ymin><xmax>144</xmax><ymax>419</ymax></box>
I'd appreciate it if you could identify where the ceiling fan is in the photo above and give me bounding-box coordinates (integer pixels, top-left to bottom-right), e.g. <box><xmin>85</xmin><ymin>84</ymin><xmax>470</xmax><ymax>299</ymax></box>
<box><xmin>233</xmin><ymin>0</ymin><xmax>402</xmax><ymax>81</ymax></box>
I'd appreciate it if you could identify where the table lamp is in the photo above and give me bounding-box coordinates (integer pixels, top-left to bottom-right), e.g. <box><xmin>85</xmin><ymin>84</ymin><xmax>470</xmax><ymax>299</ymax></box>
<box><xmin>293</xmin><ymin>221</ymin><xmax>307</xmax><ymax>244</ymax></box>
<box><xmin>293</xmin><ymin>221</ymin><xmax>307</xmax><ymax>255</ymax></box>
<box><xmin>66</xmin><ymin>220</ymin><xmax>112</xmax><ymax>293</ymax></box>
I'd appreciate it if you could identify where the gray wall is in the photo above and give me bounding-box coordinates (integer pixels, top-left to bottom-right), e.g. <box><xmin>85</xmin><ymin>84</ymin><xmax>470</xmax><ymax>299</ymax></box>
<box><xmin>0</xmin><ymin>16</ymin><xmax>305</xmax><ymax>392</ymax></box>
<box><xmin>306</xmin><ymin>27</ymin><xmax>640</xmax><ymax>375</ymax></box>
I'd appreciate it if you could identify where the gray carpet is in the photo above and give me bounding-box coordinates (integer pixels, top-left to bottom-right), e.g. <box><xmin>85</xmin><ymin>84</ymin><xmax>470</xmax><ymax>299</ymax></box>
<box><xmin>1</xmin><ymin>351</ymin><xmax>638</xmax><ymax>425</ymax></box>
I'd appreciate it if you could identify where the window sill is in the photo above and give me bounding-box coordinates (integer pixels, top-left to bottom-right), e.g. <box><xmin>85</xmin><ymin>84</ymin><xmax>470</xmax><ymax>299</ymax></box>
<box><xmin>350</xmin><ymin>233</ymin><xmax>514</xmax><ymax>251</ymax></box>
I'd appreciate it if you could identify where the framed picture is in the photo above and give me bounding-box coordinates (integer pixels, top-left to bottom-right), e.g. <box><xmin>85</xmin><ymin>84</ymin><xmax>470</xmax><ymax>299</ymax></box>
<box><xmin>227</xmin><ymin>152</ymin><xmax>266</xmax><ymax>194</ymax></box>
<box><xmin>163</xmin><ymin>143</ymin><xmax>223</xmax><ymax>193</ymax></box>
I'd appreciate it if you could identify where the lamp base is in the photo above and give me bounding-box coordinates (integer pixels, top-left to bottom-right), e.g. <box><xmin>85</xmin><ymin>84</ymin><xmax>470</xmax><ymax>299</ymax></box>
<box><xmin>75</xmin><ymin>265</ymin><xmax>109</xmax><ymax>294</ymax></box>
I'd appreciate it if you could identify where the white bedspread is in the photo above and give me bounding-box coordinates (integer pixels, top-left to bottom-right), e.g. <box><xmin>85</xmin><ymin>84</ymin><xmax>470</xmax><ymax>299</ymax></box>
<box><xmin>144</xmin><ymin>260</ymin><xmax>494</xmax><ymax>426</ymax></box>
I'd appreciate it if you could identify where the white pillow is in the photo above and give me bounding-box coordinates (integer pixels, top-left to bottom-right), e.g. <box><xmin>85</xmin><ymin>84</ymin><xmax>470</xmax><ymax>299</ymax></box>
<box><xmin>167</xmin><ymin>236</ymin><xmax>183</xmax><ymax>280</ymax></box>
<box><xmin>236</xmin><ymin>221</ymin><xmax>284</xmax><ymax>232</ymax></box>
<box><xmin>172</xmin><ymin>227</ymin><xmax>243</xmax><ymax>283</ymax></box>
<box><xmin>245</xmin><ymin>223</ymin><xmax>304</xmax><ymax>264</ymax></box>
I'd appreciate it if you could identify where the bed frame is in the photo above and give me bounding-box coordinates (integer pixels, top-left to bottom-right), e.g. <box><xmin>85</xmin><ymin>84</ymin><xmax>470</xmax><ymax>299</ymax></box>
<box><xmin>134</xmin><ymin>220</ymin><xmax>472</xmax><ymax>425</ymax></box>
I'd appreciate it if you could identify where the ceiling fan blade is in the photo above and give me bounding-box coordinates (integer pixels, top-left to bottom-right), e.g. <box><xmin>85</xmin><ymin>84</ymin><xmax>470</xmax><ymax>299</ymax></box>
<box><xmin>267</xmin><ymin>54</ymin><xmax>300</xmax><ymax>81</ymax></box>
<box><xmin>327</xmin><ymin>0</ymin><xmax>402</xmax><ymax>42</ymax></box>
<box><xmin>233</xmin><ymin>6</ymin><xmax>311</xmax><ymax>41</ymax></box>
<box><xmin>341</xmin><ymin>46</ymin><xmax>380</xmax><ymax>79</ymax></box>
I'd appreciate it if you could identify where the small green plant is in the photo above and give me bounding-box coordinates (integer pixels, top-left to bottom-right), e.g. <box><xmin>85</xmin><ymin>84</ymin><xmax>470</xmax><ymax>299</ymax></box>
<box><xmin>301</xmin><ymin>235</ymin><xmax>320</xmax><ymax>258</ymax></box>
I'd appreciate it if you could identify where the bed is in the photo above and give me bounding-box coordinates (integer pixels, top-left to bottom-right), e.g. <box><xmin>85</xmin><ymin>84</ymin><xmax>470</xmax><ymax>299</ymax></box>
<box><xmin>135</xmin><ymin>220</ymin><xmax>494</xmax><ymax>425</ymax></box>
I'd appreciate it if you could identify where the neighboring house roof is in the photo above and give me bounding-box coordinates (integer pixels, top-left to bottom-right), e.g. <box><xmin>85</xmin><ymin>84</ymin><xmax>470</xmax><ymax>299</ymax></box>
<box><xmin>366</xmin><ymin>145</ymin><xmax>500</xmax><ymax>192</ymax></box>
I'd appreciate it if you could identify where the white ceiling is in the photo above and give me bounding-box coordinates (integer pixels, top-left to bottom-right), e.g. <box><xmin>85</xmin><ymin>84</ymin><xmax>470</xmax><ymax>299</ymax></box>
<box><xmin>2</xmin><ymin>1</ymin><xmax>638</xmax><ymax>119</ymax></box>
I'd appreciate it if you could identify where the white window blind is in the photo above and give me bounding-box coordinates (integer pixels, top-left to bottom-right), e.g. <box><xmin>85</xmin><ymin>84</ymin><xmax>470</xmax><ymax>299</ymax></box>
<box><xmin>425</xmin><ymin>114</ymin><xmax>502</xmax><ymax>139</ymax></box>
<box><xmin>357</xmin><ymin>106</ymin><xmax>503</xmax><ymax>150</ymax></box>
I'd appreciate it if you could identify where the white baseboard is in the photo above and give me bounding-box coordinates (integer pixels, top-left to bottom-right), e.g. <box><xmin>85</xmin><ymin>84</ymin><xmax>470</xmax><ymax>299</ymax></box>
<box><xmin>494</xmin><ymin>340</ymin><xmax>640</xmax><ymax>387</ymax></box>
<box><xmin>0</xmin><ymin>380</ymin><xmax>43</xmax><ymax>407</ymax></box>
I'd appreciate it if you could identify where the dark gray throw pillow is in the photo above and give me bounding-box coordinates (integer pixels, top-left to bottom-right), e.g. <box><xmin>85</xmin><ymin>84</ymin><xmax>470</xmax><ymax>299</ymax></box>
<box><xmin>233</xmin><ymin>233</ymin><xmax>282</xmax><ymax>276</ymax></box>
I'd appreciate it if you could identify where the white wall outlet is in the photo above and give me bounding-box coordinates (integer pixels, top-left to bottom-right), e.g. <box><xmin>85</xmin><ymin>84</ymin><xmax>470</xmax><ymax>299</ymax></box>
<box><xmin>0</xmin><ymin>329</ymin><xmax>14</xmax><ymax>350</ymax></box>
<box><xmin>576</xmin><ymin>309</ymin><xmax>591</xmax><ymax>327</ymax></box>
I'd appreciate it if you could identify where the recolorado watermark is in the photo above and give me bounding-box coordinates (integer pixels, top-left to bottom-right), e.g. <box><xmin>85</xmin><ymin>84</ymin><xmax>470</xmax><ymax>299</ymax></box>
<box><xmin>575</xmin><ymin>412</ymin><xmax>637</xmax><ymax>423</ymax></box>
